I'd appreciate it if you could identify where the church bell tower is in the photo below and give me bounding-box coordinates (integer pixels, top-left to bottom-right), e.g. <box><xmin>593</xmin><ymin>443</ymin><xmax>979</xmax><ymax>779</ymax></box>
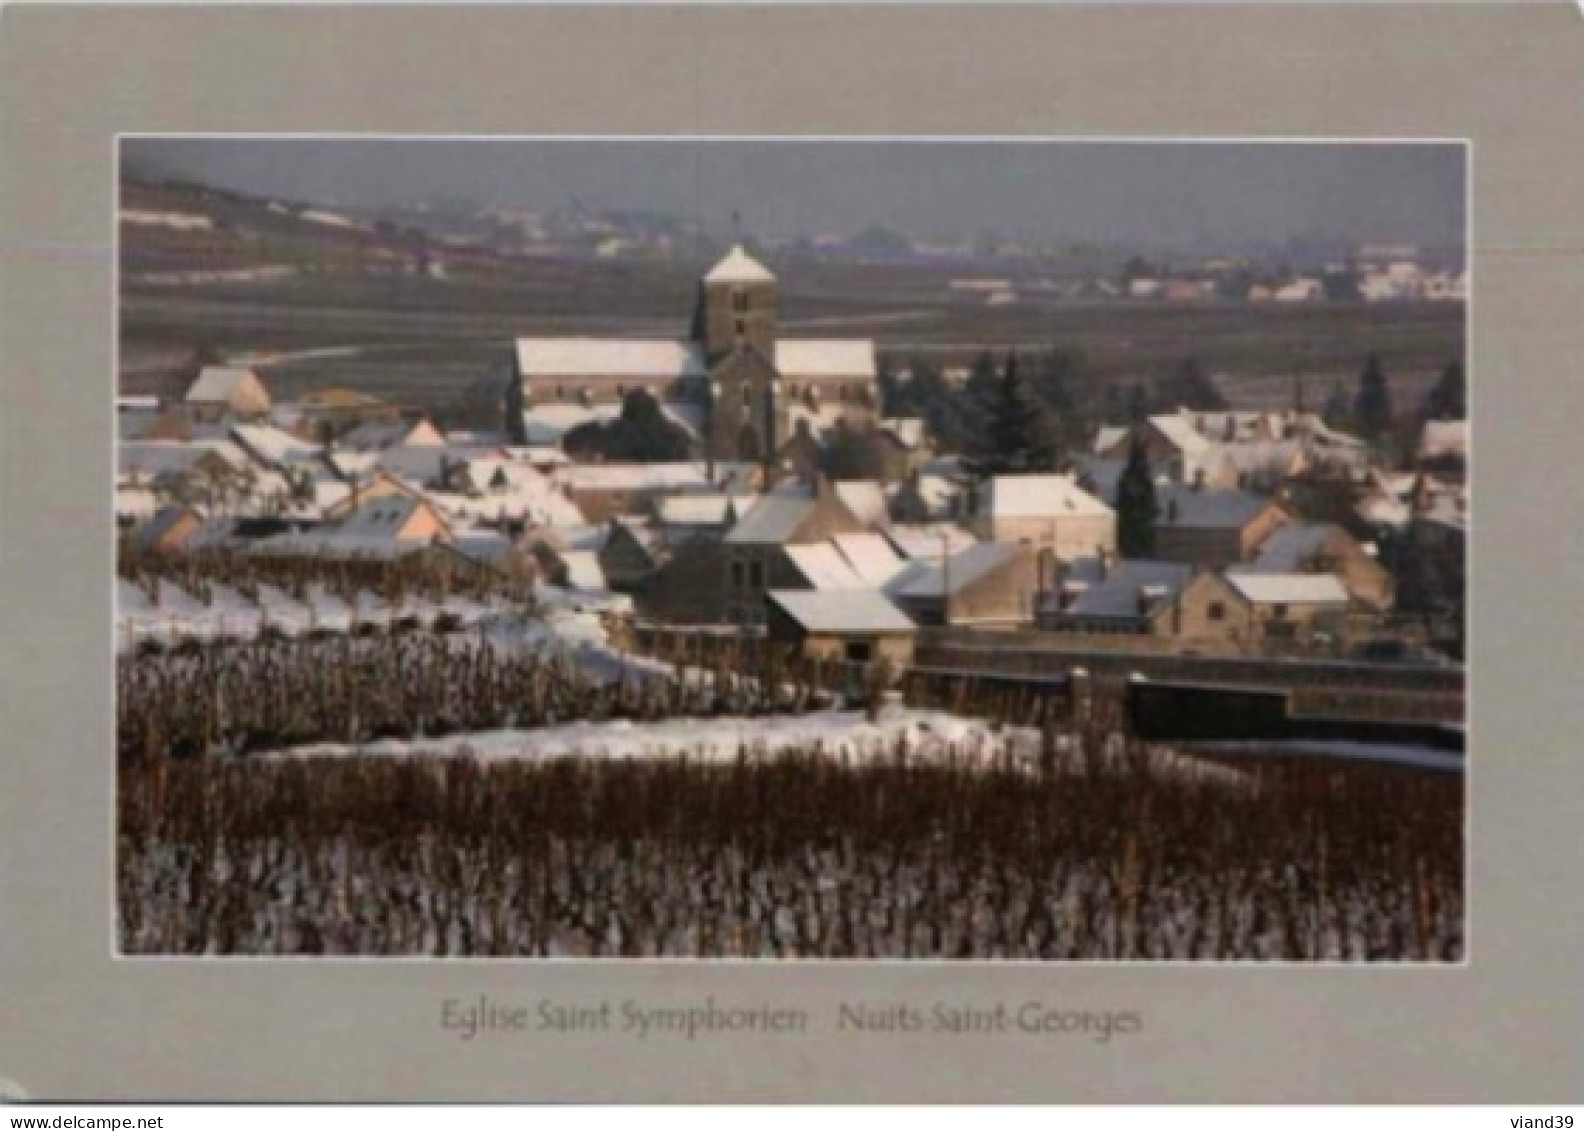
<box><xmin>692</xmin><ymin>244</ymin><xmax>778</xmax><ymax>363</ymax></box>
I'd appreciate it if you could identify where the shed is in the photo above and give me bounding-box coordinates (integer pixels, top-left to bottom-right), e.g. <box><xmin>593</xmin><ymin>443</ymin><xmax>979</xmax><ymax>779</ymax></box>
<box><xmin>765</xmin><ymin>589</ymin><xmax>916</xmax><ymax>669</ymax></box>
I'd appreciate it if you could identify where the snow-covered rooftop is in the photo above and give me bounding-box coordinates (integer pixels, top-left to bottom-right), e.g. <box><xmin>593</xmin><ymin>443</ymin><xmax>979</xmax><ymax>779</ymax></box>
<box><xmin>767</xmin><ymin>589</ymin><xmax>915</xmax><ymax>635</ymax></box>
<box><xmin>979</xmin><ymin>474</ymin><xmax>1112</xmax><ymax>520</ymax></box>
<box><xmin>1059</xmin><ymin>558</ymin><xmax>1191</xmax><ymax>618</ymax></box>
<box><xmin>1248</xmin><ymin>523</ymin><xmax>1335</xmax><ymax>572</ymax></box>
<box><xmin>516</xmin><ymin>338</ymin><xmax>707</xmax><ymax>379</ymax></box>
<box><xmin>726</xmin><ymin>491</ymin><xmax>814</xmax><ymax>544</ymax></box>
<box><xmin>185</xmin><ymin>366</ymin><xmax>261</xmax><ymax>404</ymax></box>
<box><xmin>1225</xmin><ymin>571</ymin><xmax>1349</xmax><ymax>605</ymax></box>
<box><xmin>565</xmin><ymin>462</ymin><xmax>729</xmax><ymax>493</ymax></box>
<box><xmin>879</xmin><ymin>417</ymin><xmax>926</xmax><ymax>450</ymax></box>
<box><xmin>775</xmin><ymin>340</ymin><xmax>876</xmax><ymax>378</ymax></box>
<box><xmin>785</xmin><ymin>543</ymin><xmax>867</xmax><ymax>591</ymax></box>
<box><xmin>885</xmin><ymin>523</ymin><xmax>978</xmax><ymax>562</ymax></box>
<box><xmin>834</xmin><ymin>480</ymin><xmax>889</xmax><ymax>528</ymax></box>
<box><xmin>1419</xmin><ymin>420</ymin><xmax>1469</xmax><ymax>461</ymax></box>
<box><xmin>704</xmin><ymin>244</ymin><xmax>775</xmax><ymax>284</ymax></box>
<box><xmin>831</xmin><ymin>532</ymin><xmax>908</xmax><ymax>588</ymax></box>
<box><xmin>895</xmin><ymin>541</ymin><xmax>1024</xmax><ymax>597</ymax></box>
<box><xmin>230</xmin><ymin>423</ymin><xmax>324</xmax><ymax>468</ymax></box>
<box><xmin>1157</xmin><ymin>485</ymin><xmax>1275</xmax><ymax>529</ymax></box>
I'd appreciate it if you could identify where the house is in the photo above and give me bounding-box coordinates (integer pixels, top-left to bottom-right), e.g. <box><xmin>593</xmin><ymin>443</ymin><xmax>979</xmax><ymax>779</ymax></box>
<box><xmin>183</xmin><ymin>366</ymin><xmax>272</xmax><ymax>423</ymax></box>
<box><xmin>964</xmin><ymin>474</ymin><xmax>1115</xmax><ymax>562</ymax></box>
<box><xmin>1037</xmin><ymin>557</ymin><xmax>1193</xmax><ymax>636</ymax></box>
<box><xmin>1418</xmin><ymin>420</ymin><xmax>1468</xmax><ymax>478</ymax></box>
<box><xmin>874</xmin><ymin>417</ymin><xmax>932</xmax><ymax>480</ymax></box>
<box><xmin>1245</xmin><ymin>522</ymin><xmax>1394</xmax><ymax>611</ymax></box>
<box><xmin>508</xmin><ymin>245</ymin><xmax>880</xmax><ymax>466</ymax></box>
<box><xmin>317</xmin><ymin>470</ymin><xmax>427</xmax><ymax>524</ymax></box>
<box><xmin>634</xmin><ymin>476</ymin><xmax>867</xmax><ymax>627</ymax></box>
<box><xmin>828</xmin><ymin>532</ymin><xmax>910</xmax><ymax>589</ymax></box>
<box><xmin>228</xmin><ymin>423</ymin><xmax>327</xmax><ymax>474</ymax></box>
<box><xmin>132</xmin><ymin>504</ymin><xmax>203</xmax><ymax>555</ymax></box>
<box><xmin>1153</xmin><ymin>484</ymin><xmax>1290</xmax><ymax>569</ymax></box>
<box><xmin>885</xmin><ymin>523</ymin><xmax>979</xmax><ymax>563</ymax></box>
<box><xmin>889</xmin><ymin>540</ymin><xmax>1041</xmax><ymax>628</ymax></box>
<box><xmin>834</xmin><ymin>480</ymin><xmax>891</xmax><ymax>530</ymax></box>
<box><xmin>598</xmin><ymin>518</ymin><xmax>669</xmax><ymax>591</ymax></box>
<box><xmin>331</xmin><ymin>493</ymin><xmax>453</xmax><ymax>544</ymax></box>
<box><xmin>891</xmin><ymin>470</ymin><xmax>967</xmax><ymax>524</ymax></box>
<box><xmin>338</xmin><ymin>417</ymin><xmax>447</xmax><ymax>453</ymax></box>
<box><xmin>765</xmin><ymin>589</ymin><xmax>917</xmax><ymax>672</ymax></box>
<box><xmin>561</xmin><ymin>461</ymin><xmax>754</xmax><ymax>524</ymax></box>
<box><xmin>1096</xmin><ymin>409</ymin><xmax>1369</xmax><ymax>485</ymax></box>
<box><xmin>1174</xmin><ymin>570</ymin><xmax>1350</xmax><ymax>652</ymax></box>
<box><xmin>1273</xmin><ymin>278</ymin><xmax>1323</xmax><ymax>302</ymax></box>
<box><xmin>651</xmin><ymin>493</ymin><xmax>754</xmax><ymax>546</ymax></box>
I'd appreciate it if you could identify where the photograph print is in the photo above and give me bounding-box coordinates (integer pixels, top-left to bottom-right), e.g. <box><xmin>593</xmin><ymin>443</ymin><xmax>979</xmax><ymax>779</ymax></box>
<box><xmin>115</xmin><ymin>138</ymin><xmax>1467</xmax><ymax>960</ymax></box>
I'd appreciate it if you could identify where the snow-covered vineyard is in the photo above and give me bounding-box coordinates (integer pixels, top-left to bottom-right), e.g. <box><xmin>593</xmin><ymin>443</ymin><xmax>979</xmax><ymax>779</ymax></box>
<box><xmin>119</xmin><ymin>743</ymin><xmax>1463</xmax><ymax>960</ymax></box>
<box><xmin>116</xmin><ymin>580</ymin><xmax>1464</xmax><ymax>962</ymax></box>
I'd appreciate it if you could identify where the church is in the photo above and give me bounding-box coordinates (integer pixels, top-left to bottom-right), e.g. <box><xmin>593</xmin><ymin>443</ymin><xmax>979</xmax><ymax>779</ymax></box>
<box><xmin>505</xmin><ymin>246</ymin><xmax>881</xmax><ymax>469</ymax></box>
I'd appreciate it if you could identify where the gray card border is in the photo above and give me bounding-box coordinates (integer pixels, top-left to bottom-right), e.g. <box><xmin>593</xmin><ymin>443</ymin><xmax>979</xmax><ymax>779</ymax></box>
<box><xmin>1</xmin><ymin>2</ymin><xmax>1581</xmax><ymax>1103</ymax></box>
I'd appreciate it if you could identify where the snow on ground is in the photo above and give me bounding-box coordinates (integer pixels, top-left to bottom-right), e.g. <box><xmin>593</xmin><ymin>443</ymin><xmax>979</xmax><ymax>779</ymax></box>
<box><xmin>272</xmin><ymin>707</ymin><xmax>1037</xmax><ymax>763</ymax></box>
<box><xmin>116</xmin><ymin>578</ymin><xmax>654</xmax><ymax>687</ymax></box>
<box><xmin>116</xmin><ymin>581</ymin><xmax>528</xmax><ymax>649</ymax></box>
<box><xmin>265</xmin><ymin>704</ymin><xmax>1247</xmax><ymax>789</ymax></box>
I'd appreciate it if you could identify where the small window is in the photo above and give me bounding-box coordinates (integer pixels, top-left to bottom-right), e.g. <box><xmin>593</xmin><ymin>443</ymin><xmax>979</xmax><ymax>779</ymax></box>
<box><xmin>555</xmin><ymin>385</ymin><xmax>565</xmax><ymax>400</ymax></box>
<box><xmin>1272</xmin><ymin>602</ymin><xmax>1289</xmax><ymax>619</ymax></box>
<box><xmin>844</xmin><ymin>640</ymin><xmax>873</xmax><ymax>664</ymax></box>
<box><xmin>747</xmin><ymin>561</ymin><xmax>764</xmax><ymax>589</ymax></box>
<box><xmin>616</xmin><ymin>384</ymin><xmax>626</xmax><ymax>397</ymax></box>
<box><xmin>731</xmin><ymin>561</ymin><xmax>745</xmax><ymax>588</ymax></box>
<box><xmin>742</xmin><ymin>384</ymin><xmax>752</xmax><ymax>410</ymax></box>
<box><xmin>732</xmin><ymin>289</ymin><xmax>749</xmax><ymax>314</ymax></box>
<box><xmin>735</xmin><ymin>318</ymin><xmax>746</xmax><ymax>338</ymax></box>
<box><xmin>1208</xmin><ymin>601</ymin><xmax>1226</xmax><ymax>622</ymax></box>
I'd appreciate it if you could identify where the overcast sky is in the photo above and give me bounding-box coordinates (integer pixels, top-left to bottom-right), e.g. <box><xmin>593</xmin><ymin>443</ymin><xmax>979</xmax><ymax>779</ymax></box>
<box><xmin>124</xmin><ymin>137</ymin><xmax>1466</xmax><ymax>252</ymax></box>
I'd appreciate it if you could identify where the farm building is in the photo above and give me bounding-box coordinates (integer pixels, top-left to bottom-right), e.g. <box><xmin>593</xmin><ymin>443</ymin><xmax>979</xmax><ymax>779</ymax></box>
<box><xmin>765</xmin><ymin>589</ymin><xmax>916</xmax><ymax>671</ymax></box>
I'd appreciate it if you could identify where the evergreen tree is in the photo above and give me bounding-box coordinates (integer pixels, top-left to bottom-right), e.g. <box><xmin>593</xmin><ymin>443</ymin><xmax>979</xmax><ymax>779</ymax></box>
<box><xmin>817</xmin><ymin>422</ymin><xmax>887</xmax><ymax>481</ymax></box>
<box><xmin>562</xmin><ymin>390</ymin><xmax>693</xmax><ymax>462</ymax></box>
<box><xmin>1422</xmin><ymin>360</ymin><xmax>1466</xmax><ymax>421</ymax></box>
<box><xmin>976</xmin><ymin>351</ymin><xmax>1060</xmax><ymax>474</ymax></box>
<box><xmin>1115</xmin><ymin>435</ymin><xmax>1159</xmax><ymax>559</ymax></box>
<box><xmin>1155</xmin><ymin>358</ymin><xmax>1226</xmax><ymax>413</ymax></box>
<box><xmin>1352</xmin><ymin>353</ymin><xmax>1395</xmax><ymax>442</ymax></box>
<box><xmin>1126</xmin><ymin>382</ymin><xmax>1152</xmax><ymax>424</ymax></box>
<box><xmin>1321</xmin><ymin>381</ymin><xmax>1351</xmax><ymax>429</ymax></box>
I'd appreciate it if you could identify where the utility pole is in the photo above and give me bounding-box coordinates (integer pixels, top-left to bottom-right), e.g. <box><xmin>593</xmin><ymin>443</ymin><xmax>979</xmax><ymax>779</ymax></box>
<box><xmin>940</xmin><ymin>530</ymin><xmax>952</xmax><ymax>628</ymax></box>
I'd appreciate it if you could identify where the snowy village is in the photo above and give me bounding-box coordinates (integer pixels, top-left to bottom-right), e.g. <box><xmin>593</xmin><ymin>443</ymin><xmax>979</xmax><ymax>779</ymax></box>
<box><xmin>116</xmin><ymin>141</ymin><xmax>1467</xmax><ymax>961</ymax></box>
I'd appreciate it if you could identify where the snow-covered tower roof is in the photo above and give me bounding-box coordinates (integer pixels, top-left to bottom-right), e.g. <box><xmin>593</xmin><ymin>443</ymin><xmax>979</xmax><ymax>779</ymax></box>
<box><xmin>703</xmin><ymin>244</ymin><xmax>775</xmax><ymax>285</ymax></box>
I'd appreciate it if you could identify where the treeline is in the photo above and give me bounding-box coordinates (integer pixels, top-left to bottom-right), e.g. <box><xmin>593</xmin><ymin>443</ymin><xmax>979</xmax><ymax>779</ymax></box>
<box><xmin>878</xmin><ymin>347</ymin><xmax>1467</xmax><ymax>473</ymax></box>
<box><xmin>876</xmin><ymin>348</ymin><xmax>1232</xmax><ymax>474</ymax></box>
